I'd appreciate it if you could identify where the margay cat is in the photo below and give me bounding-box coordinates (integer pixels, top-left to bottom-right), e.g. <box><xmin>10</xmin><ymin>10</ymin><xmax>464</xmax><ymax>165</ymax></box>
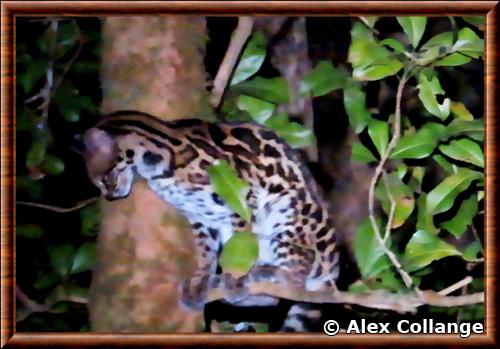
<box><xmin>82</xmin><ymin>110</ymin><xmax>340</xmax><ymax>331</ymax></box>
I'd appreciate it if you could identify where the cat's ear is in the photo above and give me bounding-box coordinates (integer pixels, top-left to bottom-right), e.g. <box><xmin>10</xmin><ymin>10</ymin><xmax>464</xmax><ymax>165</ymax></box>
<box><xmin>82</xmin><ymin>128</ymin><xmax>117</xmax><ymax>158</ymax></box>
<box><xmin>81</xmin><ymin>128</ymin><xmax>119</xmax><ymax>177</ymax></box>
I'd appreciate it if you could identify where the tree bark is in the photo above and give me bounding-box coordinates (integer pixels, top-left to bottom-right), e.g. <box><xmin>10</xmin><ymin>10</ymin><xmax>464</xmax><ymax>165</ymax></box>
<box><xmin>88</xmin><ymin>16</ymin><xmax>208</xmax><ymax>332</ymax></box>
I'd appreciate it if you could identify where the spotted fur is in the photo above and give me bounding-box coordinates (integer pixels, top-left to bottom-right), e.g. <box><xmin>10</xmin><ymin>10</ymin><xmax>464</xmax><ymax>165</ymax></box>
<box><xmin>82</xmin><ymin>110</ymin><xmax>339</xmax><ymax>331</ymax></box>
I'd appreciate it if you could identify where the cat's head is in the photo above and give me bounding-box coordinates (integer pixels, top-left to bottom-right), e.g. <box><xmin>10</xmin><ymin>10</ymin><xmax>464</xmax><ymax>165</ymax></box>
<box><xmin>80</xmin><ymin>128</ymin><xmax>134</xmax><ymax>201</ymax></box>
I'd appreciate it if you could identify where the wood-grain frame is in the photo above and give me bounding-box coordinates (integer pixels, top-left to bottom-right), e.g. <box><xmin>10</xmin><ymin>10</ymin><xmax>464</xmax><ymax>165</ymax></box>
<box><xmin>1</xmin><ymin>1</ymin><xmax>498</xmax><ymax>348</ymax></box>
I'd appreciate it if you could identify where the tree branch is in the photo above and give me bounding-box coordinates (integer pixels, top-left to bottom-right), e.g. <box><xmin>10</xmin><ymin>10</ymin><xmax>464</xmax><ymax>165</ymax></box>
<box><xmin>16</xmin><ymin>285</ymin><xmax>49</xmax><ymax>313</ymax></box>
<box><xmin>205</xmin><ymin>280</ymin><xmax>483</xmax><ymax>314</ymax></box>
<box><xmin>210</xmin><ymin>16</ymin><xmax>254</xmax><ymax>109</ymax></box>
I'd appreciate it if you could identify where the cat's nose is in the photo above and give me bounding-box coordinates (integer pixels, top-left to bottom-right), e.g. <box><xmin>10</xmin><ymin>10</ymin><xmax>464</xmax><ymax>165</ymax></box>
<box><xmin>104</xmin><ymin>193</ymin><xmax>120</xmax><ymax>201</ymax></box>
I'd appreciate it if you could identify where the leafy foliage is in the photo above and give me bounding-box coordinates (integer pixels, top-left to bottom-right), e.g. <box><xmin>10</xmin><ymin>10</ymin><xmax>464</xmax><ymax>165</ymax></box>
<box><xmin>340</xmin><ymin>16</ymin><xmax>484</xmax><ymax>319</ymax></box>
<box><xmin>16</xmin><ymin>18</ymin><xmax>101</xmax><ymax>332</ymax></box>
<box><xmin>255</xmin><ymin>16</ymin><xmax>482</xmax><ymax>321</ymax></box>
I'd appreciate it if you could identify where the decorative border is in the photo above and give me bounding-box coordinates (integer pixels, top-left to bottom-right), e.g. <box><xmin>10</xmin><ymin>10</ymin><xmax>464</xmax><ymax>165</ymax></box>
<box><xmin>1</xmin><ymin>1</ymin><xmax>498</xmax><ymax>347</ymax></box>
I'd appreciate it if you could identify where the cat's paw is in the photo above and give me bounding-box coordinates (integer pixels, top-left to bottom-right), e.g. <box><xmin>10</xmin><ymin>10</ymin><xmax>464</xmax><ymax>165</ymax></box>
<box><xmin>179</xmin><ymin>274</ymin><xmax>210</xmax><ymax>310</ymax></box>
<box><xmin>244</xmin><ymin>265</ymin><xmax>305</xmax><ymax>287</ymax></box>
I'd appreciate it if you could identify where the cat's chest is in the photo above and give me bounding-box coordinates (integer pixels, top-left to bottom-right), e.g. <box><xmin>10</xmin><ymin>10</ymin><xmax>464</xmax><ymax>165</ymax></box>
<box><xmin>148</xmin><ymin>177</ymin><xmax>234</xmax><ymax>224</ymax></box>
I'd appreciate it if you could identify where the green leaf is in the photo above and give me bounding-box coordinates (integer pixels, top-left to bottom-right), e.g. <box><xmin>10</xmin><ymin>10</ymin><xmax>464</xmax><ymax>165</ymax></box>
<box><xmin>349</xmin><ymin>23</ymin><xmax>392</xmax><ymax>68</ymax></box>
<box><xmin>80</xmin><ymin>203</ymin><xmax>101</xmax><ymax>236</ymax></box>
<box><xmin>231</xmin><ymin>31</ymin><xmax>267</xmax><ymax>86</ymax></box>
<box><xmin>26</xmin><ymin>141</ymin><xmax>48</xmax><ymax>167</ymax></box>
<box><xmin>416</xmin><ymin>194</ymin><xmax>438</xmax><ymax>234</ymax></box>
<box><xmin>359</xmin><ymin>16</ymin><xmax>378</xmax><ymax>29</ymax></box>
<box><xmin>375</xmin><ymin>173</ymin><xmax>415</xmax><ymax>229</ymax></box>
<box><xmin>463</xmin><ymin>16</ymin><xmax>485</xmax><ymax>31</ymax></box>
<box><xmin>58</xmin><ymin>104</ymin><xmax>80</xmax><ymax>123</ymax></box>
<box><xmin>375</xmin><ymin>269</ymin><xmax>405</xmax><ymax>291</ymax></box>
<box><xmin>19</xmin><ymin>60</ymin><xmax>47</xmax><ymax>93</ymax></box>
<box><xmin>236</xmin><ymin>95</ymin><xmax>275</xmax><ymax>124</ymax></box>
<box><xmin>420</xmin><ymin>122</ymin><xmax>449</xmax><ymax>140</ymax></box>
<box><xmin>299</xmin><ymin>61</ymin><xmax>346</xmax><ymax>97</ymax></box>
<box><xmin>343</xmin><ymin>79</ymin><xmax>372</xmax><ymax>133</ymax></box>
<box><xmin>417</xmin><ymin>46</ymin><xmax>442</xmax><ymax>65</ymax></box>
<box><xmin>34</xmin><ymin>272</ymin><xmax>60</xmax><ymax>290</ymax></box>
<box><xmin>403</xmin><ymin>230</ymin><xmax>462</xmax><ymax>272</ymax></box>
<box><xmin>397</xmin><ymin>17</ymin><xmax>427</xmax><ymax>48</ymax></box>
<box><xmin>462</xmin><ymin>240</ymin><xmax>483</xmax><ymax>261</ymax></box>
<box><xmin>56</xmin><ymin>20</ymin><xmax>80</xmax><ymax>59</ymax></box>
<box><xmin>433</xmin><ymin>154</ymin><xmax>454</xmax><ymax>174</ymax></box>
<box><xmin>417</xmin><ymin>74</ymin><xmax>450</xmax><ymax>119</ymax></box>
<box><xmin>263</xmin><ymin>113</ymin><xmax>315</xmax><ymax>148</ymax></box>
<box><xmin>390</xmin><ymin>127</ymin><xmax>439</xmax><ymax>159</ymax></box>
<box><xmin>353</xmin><ymin>59</ymin><xmax>403</xmax><ymax>81</ymax></box>
<box><xmin>354</xmin><ymin>219</ymin><xmax>391</xmax><ymax>278</ymax></box>
<box><xmin>219</xmin><ymin>231</ymin><xmax>259</xmax><ymax>276</ymax></box>
<box><xmin>447</xmin><ymin>119</ymin><xmax>484</xmax><ymax>141</ymax></box>
<box><xmin>450</xmin><ymin>101</ymin><xmax>474</xmax><ymax>120</ymax></box>
<box><xmin>452</xmin><ymin>27</ymin><xmax>484</xmax><ymax>59</ymax></box>
<box><xmin>441</xmin><ymin>195</ymin><xmax>478</xmax><ymax>238</ymax></box>
<box><xmin>48</xmin><ymin>244</ymin><xmax>75</xmax><ymax>277</ymax></box>
<box><xmin>351</xmin><ymin>142</ymin><xmax>377</xmax><ymax>163</ymax></box>
<box><xmin>434</xmin><ymin>53</ymin><xmax>471</xmax><ymax>67</ymax></box>
<box><xmin>396</xmin><ymin>163</ymin><xmax>408</xmax><ymax>179</ymax></box>
<box><xmin>17</xmin><ymin>224</ymin><xmax>44</xmax><ymax>239</ymax></box>
<box><xmin>233</xmin><ymin>77</ymin><xmax>289</xmax><ymax>104</ymax></box>
<box><xmin>17</xmin><ymin>175</ymin><xmax>43</xmax><ymax>199</ymax></box>
<box><xmin>422</xmin><ymin>27</ymin><xmax>483</xmax><ymax>58</ymax></box>
<box><xmin>426</xmin><ymin>168</ymin><xmax>482</xmax><ymax>215</ymax></box>
<box><xmin>41</xmin><ymin>154</ymin><xmax>65</xmax><ymax>175</ymax></box>
<box><xmin>65</xmin><ymin>283</ymin><xmax>89</xmax><ymax>298</ymax></box>
<box><xmin>207</xmin><ymin>160</ymin><xmax>253</xmax><ymax>223</ymax></box>
<box><xmin>348</xmin><ymin>22</ymin><xmax>403</xmax><ymax>81</ymax></box>
<box><xmin>368</xmin><ymin>119</ymin><xmax>388</xmax><ymax>156</ymax></box>
<box><xmin>348</xmin><ymin>269</ymin><xmax>404</xmax><ymax>292</ymax></box>
<box><xmin>421</xmin><ymin>31</ymin><xmax>453</xmax><ymax>51</ymax></box>
<box><xmin>380</xmin><ymin>38</ymin><xmax>406</xmax><ymax>54</ymax></box>
<box><xmin>407</xmin><ymin>166</ymin><xmax>425</xmax><ymax>195</ymax></box>
<box><xmin>255</xmin><ymin>323</ymin><xmax>270</xmax><ymax>333</ymax></box>
<box><xmin>439</xmin><ymin>139</ymin><xmax>484</xmax><ymax>168</ymax></box>
<box><xmin>70</xmin><ymin>242</ymin><xmax>97</xmax><ymax>274</ymax></box>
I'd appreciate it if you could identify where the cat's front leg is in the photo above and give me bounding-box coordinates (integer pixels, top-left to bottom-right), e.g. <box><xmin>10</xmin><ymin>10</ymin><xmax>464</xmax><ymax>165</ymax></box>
<box><xmin>180</xmin><ymin>223</ymin><xmax>222</xmax><ymax>310</ymax></box>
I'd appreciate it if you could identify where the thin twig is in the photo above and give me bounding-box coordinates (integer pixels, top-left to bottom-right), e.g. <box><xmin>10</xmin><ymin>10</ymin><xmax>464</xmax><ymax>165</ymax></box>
<box><xmin>210</xmin><ymin>16</ymin><xmax>254</xmax><ymax>109</ymax></box>
<box><xmin>16</xmin><ymin>284</ymin><xmax>88</xmax><ymax>322</ymax></box>
<box><xmin>16</xmin><ymin>197</ymin><xmax>98</xmax><ymax>213</ymax></box>
<box><xmin>367</xmin><ymin>73</ymin><xmax>413</xmax><ymax>288</ymax></box>
<box><xmin>456</xmin><ymin>277</ymin><xmax>469</xmax><ymax>323</ymax></box>
<box><xmin>438</xmin><ymin>276</ymin><xmax>473</xmax><ymax>296</ymax></box>
<box><xmin>382</xmin><ymin>171</ymin><xmax>397</xmax><ymax>242</ymax></box>
<box><xmin>35</xmin><ymin>38</ymin><xmax>84</xmax><ymax>111</ymax></box>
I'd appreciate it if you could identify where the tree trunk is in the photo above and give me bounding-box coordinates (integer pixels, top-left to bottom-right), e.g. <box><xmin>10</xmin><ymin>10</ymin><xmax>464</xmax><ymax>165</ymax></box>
<box><xmin>88</xmin><ymin>16</ymin><xmax>208</xmax><ymax>332</ymax></box>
